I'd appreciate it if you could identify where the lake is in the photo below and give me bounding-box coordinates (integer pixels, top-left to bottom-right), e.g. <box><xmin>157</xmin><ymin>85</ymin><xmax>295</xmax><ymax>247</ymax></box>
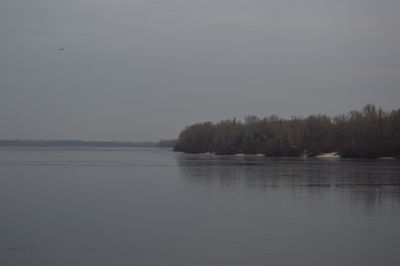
<box><xmin>1</xmin><ymin>147</ymin><xmax>399</xmax><ymax>266</ymax></box>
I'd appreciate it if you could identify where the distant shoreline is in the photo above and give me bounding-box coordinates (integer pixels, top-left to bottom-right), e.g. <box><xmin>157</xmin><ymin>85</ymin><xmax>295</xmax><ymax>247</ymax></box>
<box><xmin>0</xmin><ymin>140</ymin><xmax>156</xmax><ymax>148</ymax></box>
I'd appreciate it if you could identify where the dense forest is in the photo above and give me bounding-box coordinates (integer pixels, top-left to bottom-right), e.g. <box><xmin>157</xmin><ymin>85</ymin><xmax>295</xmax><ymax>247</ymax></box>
<box><xmin>174</xmin><ymin>104</ymin><xmax>400</xmax><ymax>158</ymax></box>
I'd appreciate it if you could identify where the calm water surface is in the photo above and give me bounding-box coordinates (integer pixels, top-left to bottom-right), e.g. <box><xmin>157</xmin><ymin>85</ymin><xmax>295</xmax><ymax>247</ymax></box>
<box><xmin>0</xmin><ymin>147</ymin><xmax>399</xmax><ymax>266</ymax></box>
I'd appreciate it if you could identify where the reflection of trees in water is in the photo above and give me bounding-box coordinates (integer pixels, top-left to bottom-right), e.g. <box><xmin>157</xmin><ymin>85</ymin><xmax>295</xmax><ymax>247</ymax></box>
<box><xmin>177</xmin><ymin>154</ymin><xmax>400</xmax><ymax>206</ymax></box>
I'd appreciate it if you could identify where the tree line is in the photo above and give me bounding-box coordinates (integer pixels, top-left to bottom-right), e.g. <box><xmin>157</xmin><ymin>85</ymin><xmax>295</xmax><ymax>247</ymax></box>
<box><xmin>174</xmin><ymin>104</ymin><xmax>400</xmax><ymax>158</ymax></box>
<box><xmin>158</xmin><ymin>139</ymin><xmax>177</xmax><ymax>148</ymax></box>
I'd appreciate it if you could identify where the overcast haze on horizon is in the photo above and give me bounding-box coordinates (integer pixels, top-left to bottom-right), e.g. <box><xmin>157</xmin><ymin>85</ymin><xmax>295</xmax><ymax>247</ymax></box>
<box><xmin>1</xmin><ymin>0</ymin><xmax>399</xmax><ymax>141</ymax></box>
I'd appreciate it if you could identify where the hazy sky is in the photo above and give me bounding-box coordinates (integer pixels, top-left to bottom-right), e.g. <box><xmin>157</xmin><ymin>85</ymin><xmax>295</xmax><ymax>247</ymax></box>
<box><xmin>1</xmin><ymin>0</ymin><xmax>399</xmax><ymax>141</ymax></box>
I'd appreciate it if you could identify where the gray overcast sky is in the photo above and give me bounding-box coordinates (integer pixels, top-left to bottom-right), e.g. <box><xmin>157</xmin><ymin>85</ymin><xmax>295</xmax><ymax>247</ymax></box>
<box><xmin>1</xmin><ymin>0</ymin><xmax>399</xmax><ymax>141</ymax></box>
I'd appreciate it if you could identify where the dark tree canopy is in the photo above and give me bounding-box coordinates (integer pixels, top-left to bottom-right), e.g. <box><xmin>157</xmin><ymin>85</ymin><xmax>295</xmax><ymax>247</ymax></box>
<box><xmin>174</xmin><ymin>104</ymin><xmax>400</xmax><ymax>158</ymax></box>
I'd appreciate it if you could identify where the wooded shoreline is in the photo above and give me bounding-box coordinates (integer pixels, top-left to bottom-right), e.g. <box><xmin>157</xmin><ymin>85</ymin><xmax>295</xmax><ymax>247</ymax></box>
<box><xmin>174</xmin><ymin>104</ymin><xmax>400</xmax><ymax>159</ymax></box>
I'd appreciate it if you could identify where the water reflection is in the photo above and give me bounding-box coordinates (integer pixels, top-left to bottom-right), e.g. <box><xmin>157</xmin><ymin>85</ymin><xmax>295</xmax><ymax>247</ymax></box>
<box><xmin>177</xmin><ymin>153</ymin><xmax>400</xmax><ymax>206</ymax></box>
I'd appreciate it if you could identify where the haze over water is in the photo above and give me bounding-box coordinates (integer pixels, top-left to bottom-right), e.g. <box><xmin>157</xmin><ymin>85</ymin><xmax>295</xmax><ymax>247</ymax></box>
<box><xmin>1</xmin><ymin>147</ymin><xmax>399</xmax><ymax>266</ymax></box>
<box><xmin>1</xmin><ymin>0</ymin><xmax>400</xmax><ymax>141</ymax></box>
